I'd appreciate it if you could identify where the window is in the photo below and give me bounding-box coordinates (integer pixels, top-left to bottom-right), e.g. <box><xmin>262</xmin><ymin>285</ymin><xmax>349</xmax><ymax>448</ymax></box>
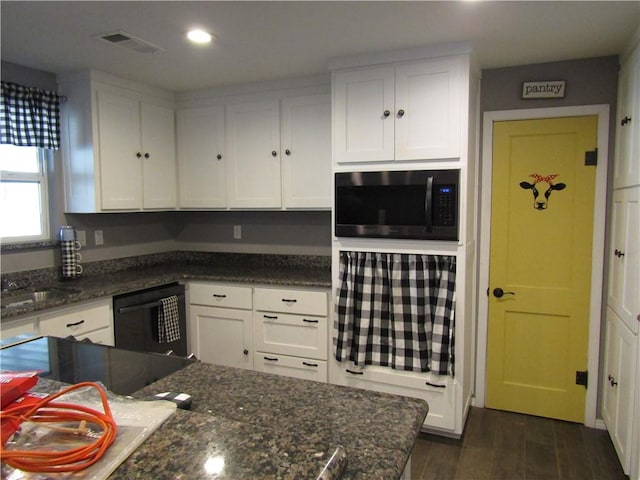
<box><xmin>0</xmin><ymin>144</ymin><xmax>49</xmax><ymax>242</ymax></box>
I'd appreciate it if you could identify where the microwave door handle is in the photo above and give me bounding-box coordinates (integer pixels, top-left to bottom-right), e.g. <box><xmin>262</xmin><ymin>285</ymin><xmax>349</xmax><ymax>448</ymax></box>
<box><xmin>425</xmin><ymin>176</ymin><xmax>434</xmax><ymax>232</ymax></box>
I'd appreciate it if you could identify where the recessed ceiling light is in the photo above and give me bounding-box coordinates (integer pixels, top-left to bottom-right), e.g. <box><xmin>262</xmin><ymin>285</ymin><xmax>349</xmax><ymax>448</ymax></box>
<box><xmin>187</xmin><ymin>29</ymin><xmax>213</xmax><ymax>45</ymax></box>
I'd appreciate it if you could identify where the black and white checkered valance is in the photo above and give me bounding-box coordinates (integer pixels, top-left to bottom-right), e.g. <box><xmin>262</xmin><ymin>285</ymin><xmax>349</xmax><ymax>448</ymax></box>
<box><xmin>0</xmin><ymin>81</ymin><xmax>61</xmax><ymax>150</ymax></box>
<box><xmin>334</xmin><ymin>251</ymin><xmax>456</xmax><ymax>376</ymax></box>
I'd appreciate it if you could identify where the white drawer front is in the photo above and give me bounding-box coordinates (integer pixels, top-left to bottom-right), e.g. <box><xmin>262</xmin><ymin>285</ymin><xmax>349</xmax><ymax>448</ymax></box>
<box><xmin>330</xmin><ymin>361</ymin><xmax>455</xmax><ymax>431</ymax></box>
<box><xmin>76</xmin><ymin>326</ymin><xmax>114</xmax><ymax>346</ymax></box>
<box><xmin>255</xmin><ymin>353</ymin><xmax>327</xmax><ymax>383</ymax></box>
<box><xmin>190</xmin><ymin>283</ymin><xmax>252</xmax><ymax>310</ymax></box>
<box><xmin>0</xmin><ymin>318</ymin><xmax>37</xmax><ymax>341</ymax></box>
<box><xmin>254</xmin><ymin>287</ymin><xmax>327</xmax><ymax>315</ymax></box>
<box><xmin>39</xmin><ymin>301</ymin><xmax>112</xmax><ymax>338</ymax></box>
<box><xmin>255</xmin><ymin>312</ymin><xmax>327</xmax><ymax>360</ymax></box>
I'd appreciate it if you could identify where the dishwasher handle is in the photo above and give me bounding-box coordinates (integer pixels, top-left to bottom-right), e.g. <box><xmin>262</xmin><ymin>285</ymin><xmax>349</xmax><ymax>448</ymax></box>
<box><xmin>117</xmin><ymin>294</ymin><xmax>185</xmax><ymax>314</ymax></box>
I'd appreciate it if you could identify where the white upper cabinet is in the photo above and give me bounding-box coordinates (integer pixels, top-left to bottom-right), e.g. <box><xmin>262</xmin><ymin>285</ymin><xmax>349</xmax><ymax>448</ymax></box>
<box><xmin>614</xmin><ymin>44</ymin><xmax>640</xmax><ymax>189</ymax></box>
<box><xmin>226</xmin><ymin>99</ymin><xmax>282</xmax><ymax>209</ymax></box>
<box><xmin>332</xmin><ymin>56</ymin><xmax>463</xmax><ymax>164</ymax></box>
<box><xmin>332</xmin><ymin>65</ymin><xmax>395</xmax><ymax>163</ymax></box>
<box><xmin>177</xmin><ymin>106</ymin><xmax>227</xmax><ymax>209</ymax></box>
<box><xmin>176</xmin><ymin>87</ymin><xmax>331</xmax><ymax>211</ymax></box>
<box><xmin>59</xmin><ymin>71</ymin><xmax>176</xmax><ymax>212</ymax></box>
<box><xmin>96</xmin><ymin>90</ymin><xmax>143</xmax><ymax>210</ymax></box>
<box><xmin>281</xmin><ymin>94</ymin><xmax>331</xmax><ymax>209</ymax></box>
<box><xmin>140</xmin><ymin>102</ymin><xmax>177</xmax><ymax>209</ymax></box>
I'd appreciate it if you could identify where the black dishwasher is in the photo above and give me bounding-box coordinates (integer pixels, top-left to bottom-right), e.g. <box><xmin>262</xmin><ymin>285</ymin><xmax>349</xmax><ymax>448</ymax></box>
<box><xmin>113</xmin><ymin>283</ymin><xmax>187</xmax><ymax>357</ymax></box>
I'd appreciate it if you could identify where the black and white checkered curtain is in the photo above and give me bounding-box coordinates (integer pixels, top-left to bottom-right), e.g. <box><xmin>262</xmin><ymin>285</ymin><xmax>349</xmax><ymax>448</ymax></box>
<box><xmin>334</xmin><ymin>251</ymin><xmax>456</xmax><ymax>376</ymax></box>
<box><xmin>0</xmin><ymin>81</ymin><xmax>61</xmax><ymax>150</ymax></box>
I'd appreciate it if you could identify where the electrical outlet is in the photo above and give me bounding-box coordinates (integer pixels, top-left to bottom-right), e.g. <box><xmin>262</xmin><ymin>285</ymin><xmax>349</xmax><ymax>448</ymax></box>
<box><xmin>76</xmin><ymin>230</ymin><xmax>87</xmax><ymax>247</ymax></box>
<box><xmin>94</xmin><ymin>230</ymin><xmax>104</xmax><ymax>246</ymax></box>
<box><xmin>233</xmin><ymin>225</ymin><xmax>242</xmax><ymax>240</ymax></box>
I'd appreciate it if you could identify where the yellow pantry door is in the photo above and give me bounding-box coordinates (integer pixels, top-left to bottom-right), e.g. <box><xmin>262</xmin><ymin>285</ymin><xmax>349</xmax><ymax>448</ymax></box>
<box><xmin>486</xmin><ymin>116</ymin><xmax>597</xmax><ymax>422</ymax></box>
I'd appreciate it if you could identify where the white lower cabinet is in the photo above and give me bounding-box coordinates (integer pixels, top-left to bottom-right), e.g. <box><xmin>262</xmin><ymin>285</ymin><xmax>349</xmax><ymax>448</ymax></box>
<box><xmin>189</xmin><ymin>283</ymin><xmax>253</xmax><ymax>370</ymax></box>
<box><xmin>38</xmin><ymin>299</ymin><xmax>113</xmax><ymax>345</ymax></box>
<box><xmin>602</xmin><ymin>307</ymin><xmax>638</xmax><ymax>475</ymax></box>
<box><xmin>254</xmin><ymin>287</ymin><xmax>329</xmax><ymax>382</ymax></box>
<box><xmin>0</xmin><ymin>299</ymin><xmax>114</xmax><ymax>346</ymax></box>
<box><xmin>187</xmin><ymin>282</ymin><xmax>329</xmax><ymax>382</ymax></box>
<box><xmin>330</xmin><ymin>361</ymin><xmax>456</xmax><ymax>431</ymax></box>
<box><xmin>0</xmin><ymin>316</ymin><xmax>38</xmax><ymax>342</ymax></box>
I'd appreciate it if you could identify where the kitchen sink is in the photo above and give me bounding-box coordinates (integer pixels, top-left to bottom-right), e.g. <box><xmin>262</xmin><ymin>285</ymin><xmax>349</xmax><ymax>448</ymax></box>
<box><xmin>1</xmin><ymin>287</ymin><xmax>82</xmax><ymax>309</ymax></box>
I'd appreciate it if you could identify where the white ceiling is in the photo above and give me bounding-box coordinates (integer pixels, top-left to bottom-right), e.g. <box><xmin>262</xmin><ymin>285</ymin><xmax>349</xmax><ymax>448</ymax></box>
<box><xmin>1</xmin><ymin>1</ymin><xmax>638</xmax><ymax>92</ymax></box>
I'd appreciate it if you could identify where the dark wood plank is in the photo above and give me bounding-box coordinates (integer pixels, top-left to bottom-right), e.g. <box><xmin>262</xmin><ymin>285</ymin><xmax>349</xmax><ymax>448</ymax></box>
<box><xmin>411</xmin><ymin>407</ymin><xmax>626</xmax><ymax>480</ymax></box>
<box><xmin>553</xmin><ymin>421</ymin><xmax>593</xmax><ymax>480</ymax></box>
<box><xmin>414</xmin><ymin>433</ymin><xmax>462</xmax><ymax>480</ymax></box>
<box><xmin>490</xmin><ymin>410</ymin><xmax>526</xmax><ymax>480</ymax></box>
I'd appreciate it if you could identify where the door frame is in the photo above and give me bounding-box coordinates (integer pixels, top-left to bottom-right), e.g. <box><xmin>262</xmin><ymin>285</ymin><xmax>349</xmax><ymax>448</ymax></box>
<box><xmin>475</xmin><ymin>105</ymin><xmax>610</xmax><ymax>428</ymax></box>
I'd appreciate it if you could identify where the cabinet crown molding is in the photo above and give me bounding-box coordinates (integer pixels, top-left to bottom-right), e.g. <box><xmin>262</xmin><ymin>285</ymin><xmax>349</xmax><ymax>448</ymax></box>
<box><xmin>328</xmin><ymin>41</ymin><xmax>473</xmax><ymax>71</ymax></box>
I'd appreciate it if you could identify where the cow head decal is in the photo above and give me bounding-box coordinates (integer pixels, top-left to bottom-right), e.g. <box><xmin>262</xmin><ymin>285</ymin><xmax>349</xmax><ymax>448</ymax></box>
<box><xmin>519</xmin><ymin>173</ymin><xmax>566</xmax><ymax>210</ymax></box>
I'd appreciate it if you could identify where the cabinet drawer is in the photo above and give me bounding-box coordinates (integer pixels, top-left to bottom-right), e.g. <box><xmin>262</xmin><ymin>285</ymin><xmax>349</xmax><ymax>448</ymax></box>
<box><xmin>255</xmin><ymin>353</ymin><xmax>327</xmax><ymax>383</ymax></box>
<box><xmin>190</xmin><ymin>283</ymin><xmax>252</xmax><ymax>309</ymax></box>
<box><xmin>330</xmin><ymin>361</ymin><xmax>455</xmax><ymax>431</ymax></box>
<box><xmin>39</xmin><ymin>301</ymin><xmax>112</xmax><ymax>338</ymax></box>
<box><xmin>76</xmin><ymin>327</ymin><xmax>114</xmax><ymax>346</ymax></box>
<box><xmin>254</xmin><ymin>288</ymin><xmax>327</xmax><ymax>315</ymax></box>
<box><xmin>0</xmin><ymin>317</ymin><xmax>37</xmax><ymax>342</ymax></box>
<box><xmin>255</xmin><ymin>312</ymin><xmax>327</xmax><ymax>360</ymax></box>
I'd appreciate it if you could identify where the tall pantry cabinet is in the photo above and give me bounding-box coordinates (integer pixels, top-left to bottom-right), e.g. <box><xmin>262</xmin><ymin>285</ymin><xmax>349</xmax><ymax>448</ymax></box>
<box><xmin>602</xmin><ymin>36</ymin><xmax>640</xmax><ymax>479</ymax></box>
<box><xmin>329</xmin><ymin>45</ymin><xmax>480</xmax><ymax>436</ymax></box>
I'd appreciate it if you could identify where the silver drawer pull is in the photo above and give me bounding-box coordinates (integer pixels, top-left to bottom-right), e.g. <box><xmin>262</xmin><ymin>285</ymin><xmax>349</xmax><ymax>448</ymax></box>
<box><xmin>281</xmin><ymin>298</ymin><xmax>297</xmax><ymax>303</ymax></box>
<box><xmin>66</xmin><ymin>320</ymin><xmax>85</xmax><ymax>328</ymax></box>
<box><xmin>303</xmin><ymin>361</ymin><xmax>318</xmax><ymax>367</ymax></box>
<box><xmin>264</xmin><ymin>356</ymin><xmax>278</xmax><ymax>361</ymax></box>
<box><xmin>302</xmin><ymin>318</ymin><xmax>318</xmax><ymax>323</ymax></box>
<box><xmin>212</xmin><ymin>294</ymin><xmax>227</xmax><ymax>298</ymax></box>
<box><xmin>264</xmin><ymin>315</ymin><xmax>278</xmax><ymax>320</ymax></box>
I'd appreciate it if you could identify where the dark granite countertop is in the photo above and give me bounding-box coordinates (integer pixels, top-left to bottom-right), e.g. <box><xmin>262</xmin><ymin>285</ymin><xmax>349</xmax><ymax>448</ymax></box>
<box><xmin>1</xmin><ymin>253</ymin><xmax>331</xmax><ymax>321</ymax></box>
<box><xmin>29</xmin><ymin>362</ymin><xmax>428</xmax><ymax>479</ymax></box>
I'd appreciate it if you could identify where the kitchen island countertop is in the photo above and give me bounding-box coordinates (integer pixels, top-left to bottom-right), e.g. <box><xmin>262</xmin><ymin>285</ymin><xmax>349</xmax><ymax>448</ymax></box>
<box><xmin>30</xmin><ymin>361</ymin><xmax>427</xmax><ymax>479</ymax></box>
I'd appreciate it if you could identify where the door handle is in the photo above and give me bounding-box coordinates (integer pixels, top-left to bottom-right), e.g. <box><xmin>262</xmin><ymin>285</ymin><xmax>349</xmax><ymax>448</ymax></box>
<box><xmin>493</xmin><ymin>288</ymin><xmax>515</xmax><ymax>298</ymax></box>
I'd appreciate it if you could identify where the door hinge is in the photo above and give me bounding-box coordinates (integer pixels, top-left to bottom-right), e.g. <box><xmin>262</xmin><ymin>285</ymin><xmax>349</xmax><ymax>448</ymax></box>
<box><xmin>576</xmin><ymin>370</ymin><xmax>588</xmax><ymax>388</ymax></box>
<box><xmin>584</xmin><ymin>148</ymin><xmax>598</xmax><ymax>166</ymax></box>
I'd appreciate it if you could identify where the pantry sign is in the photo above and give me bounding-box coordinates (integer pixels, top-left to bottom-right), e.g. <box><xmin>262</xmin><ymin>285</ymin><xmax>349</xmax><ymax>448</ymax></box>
<box><xmin>522</xmin><ymin>80</ymin><xmax>566</xmax><ymax>99</ymax></box>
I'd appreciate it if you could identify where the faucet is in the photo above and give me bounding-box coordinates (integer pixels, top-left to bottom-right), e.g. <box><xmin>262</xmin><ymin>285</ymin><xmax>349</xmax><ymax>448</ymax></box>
<box><xmin>1</xmin><ymin>277</ymin><xmax>31</xmax><ymax>292</ymax></box>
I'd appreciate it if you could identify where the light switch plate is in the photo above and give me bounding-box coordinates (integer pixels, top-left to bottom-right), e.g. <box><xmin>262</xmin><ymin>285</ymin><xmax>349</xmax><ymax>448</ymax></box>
<box><xmin>233</xmin><ymin>225</ymin><xmax>242</xmax><ymax>240</ymax></box>
<box><xmin>94</xmin><ymin>230</ymin><xmax>104</xmax><ymax>246</ymax></box>
<box><xmin>77</xmin><ymin>230</ymin><xmax>87</xmax><ymax>247</ymax></box>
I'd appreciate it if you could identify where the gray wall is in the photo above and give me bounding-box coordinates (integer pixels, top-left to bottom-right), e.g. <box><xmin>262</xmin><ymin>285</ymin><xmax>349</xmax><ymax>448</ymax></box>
<box><xmin>481</xmin><ymin>55</ymin><xmax>619</xmax><ymax>164</ymax></box>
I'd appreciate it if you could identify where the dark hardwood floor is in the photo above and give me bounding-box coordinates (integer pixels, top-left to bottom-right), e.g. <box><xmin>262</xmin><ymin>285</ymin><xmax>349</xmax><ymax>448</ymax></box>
<box><xmin>411</xmin><ymin>407</ymin><xmax>628</xmax><ymax>480</ymax></box>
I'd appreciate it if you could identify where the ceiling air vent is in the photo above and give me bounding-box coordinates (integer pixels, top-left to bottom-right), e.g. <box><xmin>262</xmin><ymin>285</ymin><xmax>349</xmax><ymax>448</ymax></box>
<box><xmin>98</xmin><ymin>31</ymin><xmax>164</xmax><ymax>54</ymax></box>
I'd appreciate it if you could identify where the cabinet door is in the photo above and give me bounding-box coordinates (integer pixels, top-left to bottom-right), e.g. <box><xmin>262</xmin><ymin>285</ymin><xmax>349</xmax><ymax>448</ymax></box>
<box><xmin>141</xmin><ymin>102</ymin><xmax>177</xmax><ymax>209</ymax></box>
<box><xmin>608</xmin><ymin>187</ymin><xmax>640</xmax><ymax>334</ymax></box>
<box><xmin>281</xmin><ymin>94</ymin><xmax>331</xmax><ymax>208</ymax></box>
<box><xmin>332</xmin><ymin>65</ymin><xmax>395</xmax><ymax>163</ymax></box>
<box><xmin>226</xmin><ymin>100</ymin><xmax>281</xmax><ymax>208</ymax></box>
<box><xmin>602</xmin><ymin>308</ymin><xmax>638</xmax><ymax>474</ymax></box>
<box><xmin>395</xmin><ymin>57</ymin><xmax>462</xmax><ymax>160</ymax></box>
<box><xmin>614</xmin><ymin>46</ymin><xmax>640</xmax><ymax>189</ymax></box>
<box><xmin>191</xmin><ymin>305</ymin><xmax>253</xmax><ymax>370</ymax></box>
<box><xmin>0</xmin><ymin>317</ymin><xmax>37</xmax><ymax>342</ymax></box>
<box><xmin>177</xmin><ymin>106</ymin><xmax>227</xmax><ymax>208</ymax></box>
<box><xmin>96</xmin><ymin>90</ymin><xmax>142</xmax><ymax>210</ymax></box>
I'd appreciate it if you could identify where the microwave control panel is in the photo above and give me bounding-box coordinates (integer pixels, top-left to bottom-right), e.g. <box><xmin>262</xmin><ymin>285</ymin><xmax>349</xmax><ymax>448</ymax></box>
<box><xmin>432</xmin><ymin>185</ymin><xmax>457</xmax><ymax>226</ymax></box>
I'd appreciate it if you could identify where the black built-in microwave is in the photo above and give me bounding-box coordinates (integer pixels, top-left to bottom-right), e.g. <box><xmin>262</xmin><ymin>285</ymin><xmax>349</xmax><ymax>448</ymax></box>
<box><xmin>335</xmin><ymin>169</ymin><xmax>459</xmax><ymax>241</ymax></box>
